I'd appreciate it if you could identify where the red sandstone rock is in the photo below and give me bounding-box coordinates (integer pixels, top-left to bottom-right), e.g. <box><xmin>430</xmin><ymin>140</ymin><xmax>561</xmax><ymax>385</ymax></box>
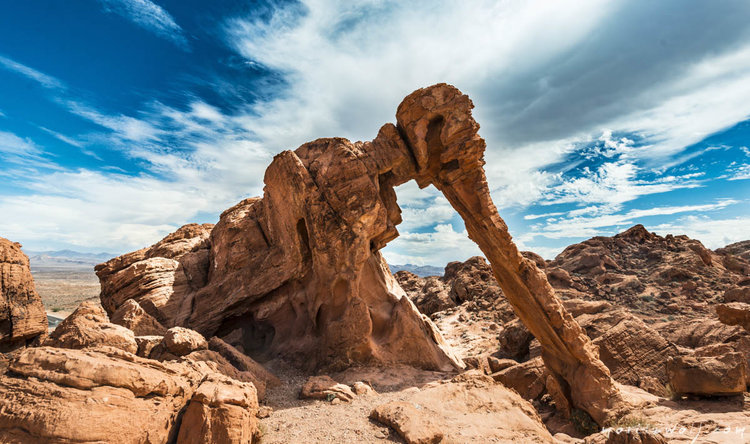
<box><xmin>0</xmin><ymin>237</ymin><xmax>47</xmax><ymax>352</ymax></box>
<box><xmin>44</xmin><ymin>300</ymin><xmax>137</xmax><ymax>354</ymax></box>
<box><xmin>162</xmin><ymin>326</ymin><xmax>208</xmax><ymax>356</ymax></box>
<box><xmin>666</xmin><ymin>352</ymin><xmax>746</xmax><ymax>396</ymax></box>
<box><xmin>95</xmin><ymin>83</ymin><xmax>619</xmax><ymax>423</ymax></box>
<box><xmin>491</xmin><ymin>357</ymin><xmax>546</xmax><ymax>400</ymax></box>
<box><xmin>111</xmin><ymin>298</ymin><xmax>167</xmax><ymax>335</ymax></box>
<box><xmin>370</xmin><ymin>372</ymin><xmax>553</xmax><ymax>443</ymax></box>
<box><xmin>716</xmin><ymin>302</ymin><xmax>750</xmax><ymax>332</ymax></box>
<box><xmin>0</xmin><ymin>346</ymin><xmax>259</xmax><ymax>443</ymax></box>
<box><xmin>176</xmin><ymin>373</ymin><xmax>260</xmax><ymax>444</ymax></box>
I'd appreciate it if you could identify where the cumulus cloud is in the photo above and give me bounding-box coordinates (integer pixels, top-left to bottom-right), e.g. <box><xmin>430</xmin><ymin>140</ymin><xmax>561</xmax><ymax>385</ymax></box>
<box><xmin>97</xmin><ymin>0</ymin><xmax>189</xmax><ymax>49</ymax></box>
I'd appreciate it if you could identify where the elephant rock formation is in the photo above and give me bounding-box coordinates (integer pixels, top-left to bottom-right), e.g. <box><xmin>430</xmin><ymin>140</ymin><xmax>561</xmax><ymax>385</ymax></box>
<box><xmin>97</xmin><ymin>83</ymin><xmax>621</xmax><ymax>424</ymax></box>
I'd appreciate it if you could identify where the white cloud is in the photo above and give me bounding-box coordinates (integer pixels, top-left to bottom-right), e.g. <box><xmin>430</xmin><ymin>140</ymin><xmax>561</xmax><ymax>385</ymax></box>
<box><xmin>728</xmin><ymin>164</ymin><xmax>750</xmax><ymax>181</ymax></box>
<box><xmin>382</xmin><ymin>224</ymin><xmax>482</xmax><ymax>267</ymax></box>
<box><xmin>0</xmin><ymin>170</ymin><xmax>207</xmax><ymax>251</ymax></box>
<box><xmin>0</xmin><ymin>131</ymin><xmax>62</xmax><ymax>172</ymax></box>
<box><xmin>63</xmin><ymin>100</ymin><xmax>162</xmax><ymax>143</ymax></box>
<box><xmin>98</xmin><ymin>0</ymin><xmax>189</xmax><ymax>49</ymax></box>
<box><xmin>524</xmin><ymin>199</ymin><xmax>739</xmax><ymax>241</ymax></box>
<box><xmin>0</xmin><ymin>54</ymin><xmax>65</xmax><ymax>90</ymax></box>
<box><xmin>652</xmin><ymin>216</ymin><xmax>750</xmax><ymax>249</ymax></box>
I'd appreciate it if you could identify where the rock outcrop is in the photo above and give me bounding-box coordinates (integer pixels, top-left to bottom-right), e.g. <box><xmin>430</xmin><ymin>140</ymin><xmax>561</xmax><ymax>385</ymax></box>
<box><xmin>111</xmin><ymin>298</ymin><xmax>167</xmax><ymax>336</ymax></box>
<box><xmin>44</xmin><ymin>300</ymin><xmax>138</xmax><ymax>354</ymax></box>
<box><xmin>0</xmin><ymin>345</ymin><xmax>260</xmax><ymax>443</ymax></box>
<box><xmin>716</xmin><ymin>302</ymin><xmax>750</xmax><ymax>332</ymax></box>
<box><xmin>0</xmin><ymin>237</ymin><xmax>47</xmax><ymax>352</ymax></box>
<box><xmin>547</xmin><ymin>225</ymin><xmax>748</xmax><ymax>318</ymax></box>
<box><xmin>370</xmin><ymin>372</ymin><xmax>554</xmax><ymax>443</ymax></box>
<box><xmin>666</xmin><ymin>352</ymin><xmax>747</xmax><ymax>396</ymax></box>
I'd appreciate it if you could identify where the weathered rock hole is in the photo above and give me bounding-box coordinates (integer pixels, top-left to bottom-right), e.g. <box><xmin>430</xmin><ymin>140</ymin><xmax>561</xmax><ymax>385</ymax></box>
<box><xmin>296</xmin><ymin>218</ymin><xmax>312</xmax><ymax>262</ymax></box>
<box><xmin>425</xmin><ymin>115</ymin><xmax>445</xmax><ymax>175</ymax></box>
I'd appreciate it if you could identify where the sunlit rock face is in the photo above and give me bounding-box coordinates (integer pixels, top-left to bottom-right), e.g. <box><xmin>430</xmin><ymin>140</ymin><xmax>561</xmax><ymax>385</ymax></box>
<box><xmin>0</xmin><ymin>236</ymin><xmax>47</xmax><ymax>352</ymax></box>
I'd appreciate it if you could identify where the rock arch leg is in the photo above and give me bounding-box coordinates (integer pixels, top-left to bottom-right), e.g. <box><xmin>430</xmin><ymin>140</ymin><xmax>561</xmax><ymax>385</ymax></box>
<box><xmin>393</xmin><ymin>84</ymin><xmax>623</xmax><ymax>425</ymax></box>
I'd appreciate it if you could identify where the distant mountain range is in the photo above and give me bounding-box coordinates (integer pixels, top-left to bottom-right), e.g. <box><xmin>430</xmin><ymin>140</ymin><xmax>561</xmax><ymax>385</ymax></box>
<box><xmin>24</xmin><ymin>249</ymin><xmax>116</xmax><ymax>268</ymax></box>
<box><xmin>389</xmin><ymin>263</ymin><xmax>443</xmax><ymax>277</ymax></box>
<box><xmin>23</xmin><ymin>248</ymin><xmax>446</xmax><ymax>276</ymax></box>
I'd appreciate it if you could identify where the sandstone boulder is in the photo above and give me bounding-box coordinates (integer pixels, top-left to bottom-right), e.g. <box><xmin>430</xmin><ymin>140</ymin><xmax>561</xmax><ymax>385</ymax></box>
<box><xmin>716</xmin><ymin>302</ymin><xmax>750</xmax><ymax>332</ymax></box>
<box><xmin>576</xmin><ymin>309</ymin><xmax>680</xmax><ymax>395</ymax></box>
<box><xmin>299</xmin><ymin>375</ymin><xmax>356</xmax><ymax>402</ymax></box>
<box><xmin>490</xmin><ymin>357</ymin><xmax>546</xmax><ymax>400</ymax></box>
<box><xmin>0</xmin><ymin>237</ymin><xmax>47</xmax><ymax>352</ymax></box>
<box><xmin>176</xmin><ymin>373</ymin><xmax>260</xmax><ymax>444</ymax></box>
<box><xmin>111</xmin><ymin>298</ymin><xmax>167</xmax><ymax>335</ymax></box>
<box><xmin>0</xmin><ymin>346</ymin><xmax>258</xmax><ymax>443</ymax></box>
<box><xmin>135</xmin><ymin>334</ymin><xmax>162</xmax><ymax>357</ymax></box>
<box><xmin>724</xmin><ymin>286</ymin><xmax>750</xmax><ymax>304</ymax></box>
<box><xmin>370</xmin><ymin>373</ymin><xmax>553</xmax><ymax>443</ymax></box>
<box><xmin>162</xmin><ymin>326</ymin><xmax>208</xmax><ymax>356</ymax></box>
<box><xmin>44</xmin><ymin>300</ymin><xmax>137</xmax><ymax>354</ymax></box>
<box><xmin>370</xmin><ymin>401</ymin><xmax>443</xmax><ymax>444</ymax></box>
<box><xmin>666</xmin><ymin>352</ymin><xmax>746</xmax><ymax>396</ymax></box>
<box><xmin>95</xmin><ymin>223</ymin><xmax>214</xmax><ymax>325</ymax></box>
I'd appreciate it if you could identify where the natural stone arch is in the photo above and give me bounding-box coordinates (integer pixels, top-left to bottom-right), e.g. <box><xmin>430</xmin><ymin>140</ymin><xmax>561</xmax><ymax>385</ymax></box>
<box><xmin>96</xmin><ymin>83</ymin><xmax>622</xmax><ymax>425</ymax></box>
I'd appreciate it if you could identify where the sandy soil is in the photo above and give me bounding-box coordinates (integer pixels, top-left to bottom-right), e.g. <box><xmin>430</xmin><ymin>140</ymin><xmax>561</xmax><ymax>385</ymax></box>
<box><xmin>31</xmin><ymin>265</ymin><xmax>100</xmax><ymax>312</ymax></box>
<box><xmin>258</xmin><ymin>360</ymin><xmax>455</xmax><ymax>444</ymax></box>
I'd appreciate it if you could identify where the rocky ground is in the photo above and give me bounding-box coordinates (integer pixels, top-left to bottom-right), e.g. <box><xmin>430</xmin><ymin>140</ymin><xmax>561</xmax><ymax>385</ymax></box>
<box><xmin>4</xmin><ymin>225</ymin><xmax>750</xmax><ymax>443</ymax></box>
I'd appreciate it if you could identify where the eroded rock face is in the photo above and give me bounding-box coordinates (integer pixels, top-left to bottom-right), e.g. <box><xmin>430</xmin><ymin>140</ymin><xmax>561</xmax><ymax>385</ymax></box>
<box><xmin>96</xmin><ymin>84</ymin><xmax>619</xmax><ymax>423</ymax></box>
<box><xmin>96</xmin><ymin>223</ymin><xmax>214</xmax><ymax>326</ymax></box>
<box><xmin>575</xmin><ymin>309</ymin><xmax>680</xmax><ymax>396</ymax></box>
<box><xmin>111</xmin><ymin>298</ymin><xmax>167</xmax><ymax>336</ymax></box>
<box><xmin>176</xmin><ymin>373</ymin><xmax>260</xmax><ymax>444</ymax></box>
<box><xmin>44</xmin><ymin>300</ymin><xmax>137</xmax><ymax>354</ymax></box>
<box><xmin>0</xmin><ymin>346</ymin><xmax>258</xmax><ymax>443</ymax></box>
<box><xmin>547</xmin><ymin>225</ymin><xmax>749</xmax><ymax>318</ymax></box>
<box><xmin>0</xmin><ymin>237</ymin><xmax>47</xmax><ymax>352</ymax></box>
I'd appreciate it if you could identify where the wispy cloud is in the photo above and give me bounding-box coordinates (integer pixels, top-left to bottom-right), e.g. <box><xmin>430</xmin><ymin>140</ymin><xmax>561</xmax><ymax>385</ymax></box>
<box><xmin>0</xmin><ymin>54</ymin><xmax>65</xmax><ymax>90</ymax></box>
<box><xmin>652</xmin><ymin>216</ymin><xmax>750</xmax><ymax>249</ymax></box>
<box><xmin>63</xmin><ymin>99</ymin><xmax>162</xmax><ymax>143</ymax></box>
<box><xmin>37</xmin><ymin>126</ymin><xmax>102</xmax><ymax>160</ymax></box>
<box><xmin>0</xmin><ymin>130</ymin><xmax>63</xmax><ymax>172</ymax></box>
<box><xmin>98</xmin><ymin>0</ymin><xmax>189</xmax><ymax>49</ymax></box>
<box><xmin>519</xmin><ymin>199</ymin><xmax>739</xmax><ymax>248</ymax></box>
<box><xmin>728</xmin><ymin>164</ymin><xmax>750</xmax><ymax>181</ymax></box>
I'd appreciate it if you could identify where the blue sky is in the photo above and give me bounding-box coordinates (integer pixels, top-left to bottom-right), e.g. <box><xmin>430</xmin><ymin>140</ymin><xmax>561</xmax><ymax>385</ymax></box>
<box><xmin>0</xmin><ymin>0</ymin><xmax>749</xmax><ymax>265</ymax></box>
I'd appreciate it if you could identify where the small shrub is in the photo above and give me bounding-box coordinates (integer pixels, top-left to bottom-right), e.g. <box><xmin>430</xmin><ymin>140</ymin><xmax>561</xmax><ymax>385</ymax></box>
<box><xmin>571</xmin><ymin>408</ymin><xmax>599</xmax><ymax>435</ymax></box>
<box><xmin>606</xmin><ymin>414</ymin><xmax>652</xmax><ymax>429</ymax></box>
<box><xmin>52</xmin><ymin>307</ymin><xmax>62</xmax><ymax>313</ymax></box>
